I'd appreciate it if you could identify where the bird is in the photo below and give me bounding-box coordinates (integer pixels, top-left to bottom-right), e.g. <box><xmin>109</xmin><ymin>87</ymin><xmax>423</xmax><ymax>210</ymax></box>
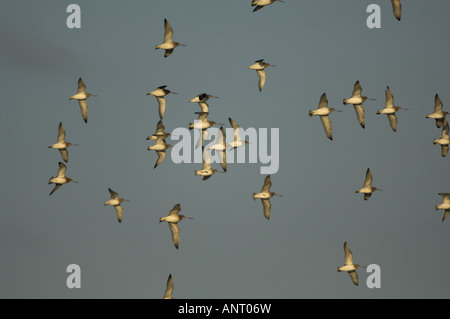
<box><xmin>155</xmin><ymin>19</ymin><xmax>186</xmax><ymax>57</ymax></box>
<box><xmin>337</xmin><ymin>242</ymin><xmax>365</xmax><ymax>286</ymax></box>
<box><xmin>195</xmin><ymin>147</ymin><xmax>225</xmax><ymax>180</ymax></box>
<box><xmin>162</xmin><ymin>274</ymin><xmax>175</xmax><ymax>299</ymax></box>
<box><xmin>433</xmin><ymin>118</ymin><xmax>449</xmax><ymax>157</ymax></box>
<box><xmin>207</xmin><ymin>126</ymin><xmax>227</xmax><ymax>172</ymax></box>
<box><xmin>251</xmin><ymin>0</ymin><xmax>284</xmax><ymax>12</ymax></box>
<box><xmin>227</xmin><ymin>117</ymin><xmax>250</xmax><ymax>149</ymax></box>
<box><xmin>146</xmin><ymin>85</ymin><xmax>177</xmax><ymax>120</ymax></box>
<box><xmin>248</xmin><ymin>59</ymin><xmax>275</xmax><ymax>92</ymax></box>
<box><xmin>189</xmin><ymin>112</ymin><xmax>223</xmax><ymax>149</ymax></box>
<box><xmin>391</xmin><ymin>0</ymin><xmax>402</xmax><ymax>21</ymax></box>
<box><xmin>355</xmin><ymin>168</ymin><xmax>382</xmax><ymax>200</ymax></box>
<box><xmin>69</xmin><ymin>77</ymin><xmax>96</xmax><ymax>123</ymax></box>
<box><xmin>435</xmin><ymin>193</ymin><xmax>450</xmax><ymax>222</ymax></box>
<box><xmin>159</xmin><ymin>204</ymin><xmax>193</xmax><ymax>249</ymax></box>
<box><xmin>48</xmin><ymin>162</ymin><xmax>78</xmax><ymax>196</ymax></box>
<box><xmin>48</xmin><ymin>122</ymin><xmax>78</xmax><ymax>162</ymax></box>
<box><xmin>147</xmin><ymin>135</ymin><xmax>172</xmax><ymax>169</ymax></box>
<box><xmin>343</xmin><ymin>81</ymin><xmax>375</xmax><ymax>129</ymax></box>
<box><xmin>253</xmin><ymin>175</ymin><xmax>283</xmax><ymax>220</ymax></box>
<box><xmin>189</xmin><ymin>93</ymin><xmax>218</xmax><ymax>113</ymax></box>
<box><xmin>104</xmin><ymin>188</ymin><xmax>129</xmax><ymax>223</ymax></box>
<box><xmin>376</xmin><ymin>86</ymin><xmax>408</xmax><ymax>132</ymax></box>
<box><xmin>308</xmin><ymin>93</ymin><xmax>342</xmax><ymax>140</ymax></box>
<box><xmin>146</xmin><ymin>120</ymin><xmax>172</xmax><ymax>140</ymax></box>
<box><xmin>426</xmin><ymin>94</ymin><xmax>448</xmax><ymax>129</ymax></box>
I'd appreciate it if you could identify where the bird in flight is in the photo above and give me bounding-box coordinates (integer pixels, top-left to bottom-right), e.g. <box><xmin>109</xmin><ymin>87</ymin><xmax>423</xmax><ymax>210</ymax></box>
<box><xmin>155</xmin><ymin>19</ymin><xmax>186</xmax><ymax>57</ymax></box>
<box><xmin>69</xmin><ymin>77</ymin><xmax>96</xmax><ymax>123</ymax></box>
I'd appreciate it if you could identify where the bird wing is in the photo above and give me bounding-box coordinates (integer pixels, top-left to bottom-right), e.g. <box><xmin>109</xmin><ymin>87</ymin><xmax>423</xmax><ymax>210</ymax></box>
<box><xmin>164</xmin><ymin>49</ymin><xmax>174</xmax><ymax>58</ymax></box>
<box><xmin>385</xmin><ymin>86</ymin><xmax>394</xmax><ymax>108</ymax></box>
<box><xmin>78</xmin><ymin>99</ymin><xmax>88</xmax><ymax>123</ymax></box>
<box><xmin>57</xmin><ymin>162</ymin><xmax>67</xmax><ymax>177</ymax></box>
<box><xmin>348</xmin><ymin>271</ymin><xmax>359</xmax><ymax>286</ymax></box>
<box><xmin>169</xmin><ymin>222</ymin><xmax>180</xmax><ymax>249</ymax></box>
<box><xmin>441</xmin><ymin>119</ymin><xmax>449</xmax><ymax>139</ymax></box>
<box><xmin>261</xmin><ymin>175</ymin><xmax>272</xmax><ymax>193</ymax></box>
<box><xmin>443</xmin><ymin>211</ymin><xmax>450</xmax><ymax>222</ymax></box>
<box><xmin>320</xmin><ymin>115</ymin><xmax>333</xmax><ymax>140</ymax></box>
<box><xmin>218</xmin><ymin>148</ymin><xmax>227</xmax><ymax>172</ymax></box>
<box><xmin>49</xmin><ymin>184</ymin><xmax>61</xmax><ymax>196</ymax></box>
<box><xmin>352</xmin><ymin>81</ymin><xmax>362</xmax><ymax>97</ymax></box>
<box><xmin>442</xmin><ymin>145</ymin><xmax>449</xmax><ymax>158</ymax></box>
<box><xmin>202</xmin><ymin>147</ymin><xmax>212</xmax><ymax>170</ymax></box>
<box><xmin>156</xmin><ymin>97</ymin><xmax>166</xmax><ymax>120</ymax></box>
<box><xmin>364</xmin><ymin>168</ymin><xmax>373</xmax><ymax>187</ymax></box>
<box><xmin>198</xmin><ymin>102</ymin><xmax>209</xmax><ymax>113</ymax></box>
<box><xmin>115</xmin><ymin>205</ymin><xmax>123</xmax><ymax>223</ymax></box>
<box><xmin>256</xmin><ymin>69</ymin><xmax>266</xmax><ymax>92</ymax></box>
<box><xmin>318</xmin><ymin>93</ymin><xmax>328</xmax><ymax>108</ymax></box>
<box><xmin>57</xmin><ymin>122</ymin><xmax>66</xmax><ymax>143</ymax></box>
<box><xmin>77</xmin><ymin>77</ymin><xmax>86</xmax><ymax>94</ymax></box>
<box><xmin>391</xmin><ymin>0</ymin><xmax>402</xmax><ymax>21</ymax></box>
<box><xmin>108</xmin><ymin>188</ymin><xmax>119</xmax><ymax>200</ymax></box>
<box><xmin>353</xmin><ymin>104</ymin><xmax>366</xmax><ymax>128</ymax></box>
<box><xmin>344</xmin><ymin>242</ymin><xmax>354</xmax><ymax>265</ymax></box>
<box><xmin>364</xmin><ymin>193</ymin><xmax>372</xmax><ymax>201</ymax></box>
<box><xmin>228</xmin><ymin>117</ymin><xmax>240</xmax><ymax>130</ymax></box>
<box><xmin>154</xmin><ymin>120</ymin><xmax>166</xmax><ymax>136</ymax></box>
<box><xmin>154</xmin><ymin>150</ymin><xmax>167</xmax><ymax>168</ymax></box>
<box><xmin>440</xmin><ymin>193</ymin><xmax>450</xmax><ymax>204</ymax></box>
<box><xmin>163</xmin><ymin>275</ymin><xmax>174</xmax><ymax>299</ymax></box>
<box><xmin>169</xmin><ymin>204</ymin><xmax>181</xmax><ymax>216</ymax></box>
<box><xmin>434</xmin><ymin>94</ymin><xmax>443</xmax><ymax>113</ymax></box>
<box><xmin>262</xmin><ymin>199</ymin><xmax>271</xmax><ymax>220</ymax></box>
<box><xmin>387</xmin><ymin>114</ymin><xmax>398</xmax><ymax>132</ymax></box>
<box><xmin>59</xmin><ymin>149</ymin><xmax>69</xmax><ymax>163</ymax></box>
<box><xmin>163</xmin><ymin>19</ymin><xmax>174</xmax><ymax>43</ymax></box>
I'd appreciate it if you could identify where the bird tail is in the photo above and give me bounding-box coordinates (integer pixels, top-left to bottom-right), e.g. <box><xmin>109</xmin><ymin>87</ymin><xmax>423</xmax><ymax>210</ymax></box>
<box><xmin>433</xmin><ymin>139</ymin><xmax>438</xmax><ymax>145</ymax></box>
<box><xmin>308</xmin><ymin>110</ymin><xmax>314</xmax><ymax>117</ymax></box>
<box><xmin>343</xmin><ymin>99</ymin><xmax>348</xmax><ymax>105</ymax></box>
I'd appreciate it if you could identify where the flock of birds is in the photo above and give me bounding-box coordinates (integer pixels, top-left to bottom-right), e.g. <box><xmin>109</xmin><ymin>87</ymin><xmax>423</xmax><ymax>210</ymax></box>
<box><xmin>45</xmin><ymin>0</ymin><xmax>449</xmax><ymax>295</ymax></box>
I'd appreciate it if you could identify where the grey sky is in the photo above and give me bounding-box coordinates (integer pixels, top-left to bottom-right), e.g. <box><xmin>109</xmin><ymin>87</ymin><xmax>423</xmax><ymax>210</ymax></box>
<box><xmin>1</xmin><ymin>1</ymin><xmax>449</xmax><ymax>299</ymax></box>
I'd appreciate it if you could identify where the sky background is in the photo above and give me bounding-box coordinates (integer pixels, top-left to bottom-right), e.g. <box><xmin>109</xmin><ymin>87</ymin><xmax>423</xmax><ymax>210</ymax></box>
<box><xmin>1</xmin><ymin>0</ymin><xmax>449</xmax><ymax>299</ymax></box>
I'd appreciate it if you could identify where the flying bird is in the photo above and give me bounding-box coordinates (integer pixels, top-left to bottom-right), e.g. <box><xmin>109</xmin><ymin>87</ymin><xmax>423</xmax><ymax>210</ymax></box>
<box><xmin>337</xmin><ymin>242</ymin><xmax>365</xmax><ymax>286</ymax></box>
<box><xmin>48</xmin><ymin>122</ymin><xmax>78</xmax><ymax>162</ymax></box>
<box><xmin>147</xmin><ymin>120</ymin><xmax>172</xmax><ymax>140</ymax></box>
<box><xmin>253</xmin><ymin>175</ymin><xmax>283</xmax><ymax>220</ymax></box>
<box><xmin>155</xmin><ymin>19</ymin><xmax>186</xmax><ymax>57</ymax></box>
<box><xmin>189</xmin><ymin>112</ymin><xmax>223</xmax><ymax>149</ymax></box>
<box><xmin>391</xmin><ymin>0</ymin><xmax>402</xmax><ymax>21</ymax></box>
<box><xmin>104</xmin><ymin>188</ymin><xmax>129</xmax><ymax>223</ymax></box>
<box><xmin>308</xmin><ymin>93</ymin><xmax>342</xmax><ymax>140</ymax></box>
<box><xmin>69</xmin><ymin>77</ymin><xmax>96</xmax><ymax>123</ymax></box>
<box><xmin>162</xmin><ymin>274</ymin><xmax>175</xmax><ymax>299</ymax></box>
<box><xmin>355</xmin><ymin>168</ymin><xmax>382</xmax><ymax>200</ymax></box>
<box><xmin>48</xmin><ymin>162</ymin><xmax>78</xmax><ymax>196</ymax></box>
<box><xmin>146</xmin><ymin>85</ymin><xmax>178</xmax><ymax>120</ymax></box>
<box><xmin>251</xmin><ymin>0</ymin><xmax>284</xmax><ymax>12</ymax></box>
<box><xmin>159</xmin><ymin>204</ymin><xmax>193</xmax><ymax>249</ymax></box>
<box><xmin>207</xmin><ymin>126</ymin><xmax>227</xmax><ymax>172</ymax></box>
<box><xmin>435</xmin><ymin>193</ymin><xmax>450</xmax><ymax>222</ymax></box>
<box><xmin>376</xmin><ymin>86</ymin><xmax>408</xmax><ymax>132</ymax></box>
<box><xmin>147</xmin><ymin>135</ymin><xmax>172</xmax><ymax>169</ymax></box>
<box><xmin>433</xmin><ymin>118</ymin><xmax>449</xmax><ymax>157</ymax></box>
<box><xmin>195</xmin><ymin>147</ymin><xmax>225</xmax><ymax>181</ymax></box>
<box><xmin>343</xmin><ymin>81</ymin><xmax>375</xmax><ymax>129</ymax></box>
<box><xmin>248</xmin><ymin>59</ymin><xmax>275</xmax><ymax>92</ymax></box>
<box><xmin>227</xmin><ymin>117</ymin><xmax>250</xmax><ymax>149</ymax></box>
<box><xmin>426</xmin><ymin>94</ymin><xmax>448</xmax><ymax>128</ymax></box>
<box><xmin>189</xmin><ymin>93</ymin><xmax>218</xmax><ymax>113</ymax></box>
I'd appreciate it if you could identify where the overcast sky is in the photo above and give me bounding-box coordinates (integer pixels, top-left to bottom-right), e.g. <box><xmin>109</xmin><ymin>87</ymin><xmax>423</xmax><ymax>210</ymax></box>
<box><xmin>1</xmin><ymin>0</ymin><xmax>449</xmax><ymax>299</ymax></box>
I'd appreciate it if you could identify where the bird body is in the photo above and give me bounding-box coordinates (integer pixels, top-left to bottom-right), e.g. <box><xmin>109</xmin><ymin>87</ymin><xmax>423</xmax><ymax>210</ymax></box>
<box><xmin>48</xmin><ymin>162</ymin><xmax>78</xmax><ymax>195</ymax></box>
<box><xmin>69</xmin><ymin>77</ymin><xmax>96</xmax><ymax>123</ymax></box>
<box><xmin>309</xmin><ymin>93</ymin><xmax>341</xmax><ymax>140</ymax></box>
<box><xmin>435</xmin><ymin>193</ymin><xmax>450</xmax><ymax>222</ymax></box>
<box><xmin>253</xmin><ymin>175</ymin><xmax>282</xmax><ymax>220</ymax></box>
<box><xmin>337</xmin><ymin>242</ymin><xmax>365</xmax><ymax>286</ymax></box>
<box><xmin>48</xmin><ymin>122</ymin><xmax>77</xmax><ymax>162</ymax></box>
<box><xmin>104</xmin><ymin>188</ymin><xmax>128</xmax><ymax>223</ymax></box>
<box><xmin>251</xmin><ymin>0</ymin><xmax>284</xmax><ymax>12</ymax></box>
<box><xmin>355</xmin><ymin>168</ymin><xmax>381</xmax><ymax>200</ymax></box>
<box><xmin>248</xmin><ymin>59</ymin><xmax>274</xmax><ymax>92</ymax></box>
<box><xmin>376</xmin><ymin>86</ymin><xmax>407</xmax><ymax>132</ymax></box>
<box><xmin>155</xmin><ymin>19</ymin><xmax>186</xmax><ymax>57</ymax></box>
<box><xmin>159</xmin><ymin>204</ymin><xmax>193</xmax><ymax>249</ymax></box>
